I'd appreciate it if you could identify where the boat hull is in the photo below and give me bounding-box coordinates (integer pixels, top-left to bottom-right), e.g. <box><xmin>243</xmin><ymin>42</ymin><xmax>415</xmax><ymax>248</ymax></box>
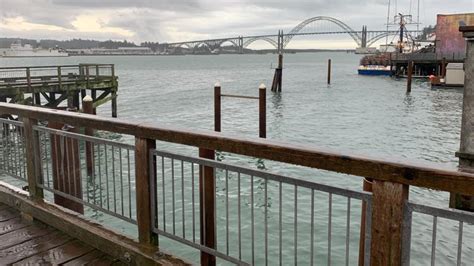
<box><xmin>358</xmin><ymin>69</ymin><xmax>391</xmax><ymax>76</ymax></box>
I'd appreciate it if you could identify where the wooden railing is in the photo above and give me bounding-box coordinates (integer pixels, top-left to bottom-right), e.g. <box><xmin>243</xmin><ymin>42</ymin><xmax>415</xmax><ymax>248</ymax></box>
<box><xmin>0</xmin><ymin>102</ymin><xmax>473</xmax><ymax>265</ymax></box>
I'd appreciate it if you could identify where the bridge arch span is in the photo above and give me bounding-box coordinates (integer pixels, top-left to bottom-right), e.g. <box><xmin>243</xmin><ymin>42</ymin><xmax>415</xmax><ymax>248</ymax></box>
<box><xmin>219</xmin><ymin>39</ymin><xmax>239</xmax><ymax>48</ymax></box>
<box><xmin>243</xmin><ymin>37</ymin><xmax>278</xmax><ymax>49</ymax></box>
<box><xmin>284</xmin><ymin>16</ymin><xmax>362</xmax><ymax>47</ymax></box>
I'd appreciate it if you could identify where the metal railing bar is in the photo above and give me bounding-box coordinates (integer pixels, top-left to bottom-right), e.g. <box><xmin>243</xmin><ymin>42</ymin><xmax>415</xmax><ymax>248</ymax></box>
<box><xmin>33</xmin><ymin>126</ymin><xmax>134</xmax><ymax>150</ymax></box>
<box><xmin>38</xmin><ymin>185</ymin><xmax>137</xmax><ymax>224</ymax></box>
<box><xmin>220</xmin><ymin>94</ymin><xmax>259</xmax><ymax>100</ymax></box>
<box><xmin>363</xmin><ymin>198</ymin><xmax>372</xmax><ymax>266</ymax></box>
<box><xmin>310</xmin><ymin>189</ymin><xmax>315</xmax><ymax>266</ymax></box>
<box><xmin>152</xmin><ymin>228</ymin><xmax>249</xmax><ymax>266</ymax></box>
<box><xmin>407</xmin><ymin>202</ymin><xmax>474</xmax><ymax>223</ymax></box>
<box><xmin>431</xmin><ymin>216</ymin><xmax>437</xmax><ymax>266</ymax></box>
<box><xmin>279</xmin><ymin>181</ymin><xmax>282</xmax><ymax>266</ymax></box>
<box><xmin>294</xmin><ymin>185</ymin><xmax>298</xmax><ymax>266</ymax></box>
<box><xmin>251</xmin><ymin>175</ymin><xmax>255</xmax><ymax>265</ymax></box>
<box><xmin>192</xmin><ymin>162</ymin><xmax>196</xmax><ymax>243</ymax></box>
<box><xmin>328</xmin><ymin>192</ymin><xmax>332</xmax><ymax>266</ymax></box>
<box><xmin>238</xmin><ymin>172</ymin><xmax>242</xmax><ymax>260</ymax></box>
<box><xmin>0</xmin><ymin>118</ymin><xmax>23</xmax><ymax>127</ymax></box>
<box><xmin>401</xmin><ymin>202</ymin><xmax>413</xmax><ymax>266</ymax></box>
<box><xmin>226</xmin><ymin>169</ymin><xmax>229</xmax><ymax>256</ymax></box>
<box><xmin>181</xmin><ymin>161</ymin><xmax>185</xmax><ymax>239</ymax></box>
<box><xmin>346</xmin><ymin>197</ymin><xmax>351</xmax><ymax>266</ymax></box>
<box><xmin>264</xmin><ymin>178</ymin><xmax>268</xmax><ymax>266</ymax></box>
<box><xmin>151</xmin><ymin>149</ymin><xmax>371</xmax><ymax>200</ymax></box>
<box><xmin>456</xmin><ymin>221</ymin><xmax>463</xmax><ymax>266</ymax></box>
<box><xmin>171</xmin><ymin>158</ymin><xmax>175</xmax><ymax>235</ymax></box>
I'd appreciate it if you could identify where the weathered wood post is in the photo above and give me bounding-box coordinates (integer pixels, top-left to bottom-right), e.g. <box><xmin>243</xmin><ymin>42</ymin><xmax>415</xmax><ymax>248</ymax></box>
<box><xmin>199</xmin><ymin>148</ymin><xmax>216</xmax><ymax>265</ymax></box>
<box><xmin>23</xmin><ymin>117</ymin><xmax>43</xmax><ymax>199</ymax></box>
<box><xmin>111</xmin><ymin>65</ymin><xmax>118</xmax><ymax>118</ymax></box>
<box><xmin>83</xmin><ymin>96</ymin><xmax>94</xmax><ymax>178</ymax></box>
<box><xmin>214</xmin><ymin>83</ymin><xmax>221</xmax><ymax>132</ymax></box>
<box><xmin>271</xmin><ymin>53</ymin><xmax>283</xmax><ymax>92</ymax></box>
<box><xmin>135</xmin><ymin>137</ymin><xmax>159</xmax><ymax>245</ymax></box>
<box><xmin>370</xmin><ymin>181</ymin><xmax>409</xmax><ymax>265</ymax></box>
<box><xmin>441</xmin><ymin>57</ymin><xmax>447</xmax><ymax>78</ymax></box>
<box><xmin>358</xmin><ymin>178</ymin><xmax>372</xmax><ymax>266</ymax></box>
<box><xmin>327</xmin><ymin>59</ymin><xmax>332</xmax><ymax>85</ymax></box>
<box><xmin>453</xmin><ymin>26</ymin><xmax>474</xmax><ymax>211</ymax></box>
<box><xmin>407</xmin><ymin>61</ymin><xmax>413</xmax><ymax>93</ymax></box>
<box><xmin>259</xmin><ymin>83</ymin><xmax>266</xmax><ymax>138</ymax></box>
<box><xmin>49</xmin><ymin>120</ymin><xmax>84</xmax><ymax>214</ymax></box>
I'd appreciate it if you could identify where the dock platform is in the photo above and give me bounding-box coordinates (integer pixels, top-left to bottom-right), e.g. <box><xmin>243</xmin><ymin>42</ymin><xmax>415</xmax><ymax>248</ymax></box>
<box><xmin>0</xmin><ymin>203</ymin><xmax>123</xmax><ymax>265</ymax></box>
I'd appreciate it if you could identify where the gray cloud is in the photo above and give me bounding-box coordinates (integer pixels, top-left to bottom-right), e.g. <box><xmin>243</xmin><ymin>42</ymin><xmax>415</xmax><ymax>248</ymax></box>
<box><xmin>1</xmin><ymin>0</ymin><xmax>472</xmax><ymax>44</ymax></box>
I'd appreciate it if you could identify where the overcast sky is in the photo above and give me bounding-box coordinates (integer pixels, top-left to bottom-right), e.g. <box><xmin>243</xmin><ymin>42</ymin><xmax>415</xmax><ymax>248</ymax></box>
<box><xmin>0</xmin><ymin>0</ymin><xmax>473</xmax><ymax>48</ymax></box>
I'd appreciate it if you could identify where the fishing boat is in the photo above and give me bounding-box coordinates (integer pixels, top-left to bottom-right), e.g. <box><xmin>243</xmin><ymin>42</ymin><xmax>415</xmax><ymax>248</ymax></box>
<box><xmin>1</xmin><ymin>41</ymin><xmax>68</xmax><ymax>57</ymax></box>
<box><xmin>358</xmin><ymin>65</ymin><xmax>392</xmax><ymax>76</ymax></box>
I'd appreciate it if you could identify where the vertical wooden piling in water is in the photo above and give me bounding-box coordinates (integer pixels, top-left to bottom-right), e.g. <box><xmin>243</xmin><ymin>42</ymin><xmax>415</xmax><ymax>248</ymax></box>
<box><xmin>83</xmin><ymin>96</ymin><xmax>94</xmax><ymax>178</ymax></box>
<box><xmin>259</xmin><ymin>84</ymin><xmax>266</xmax><ymax>138</ymax></box>
<box><xmin>214</xmin><ymin>83</ymin><xmax>221</xmax><ymax>132</ymax></box>
<box><xmin>199</xmin><ymin>148</ymin><xmax>216</xmax><ymax>266</ymax></box>
<box><xmin>271</xmin><ymin>53</ymin><xmax>283</xmax><ymax>92</ymax></box>
<box><xmin>49</xmin><ymin>120</ymin><xmax>84</xmax><ymax>214</ymax></box>
<box><xmin>407</xmin><ymin>61</ymin><xmax>413</xmax><ymax>93</ymax></box>
<box><xmin>111</xmin><ymin>65</ymin><xmax>118</xmax><ymax>118</ymax></box>
<box><xmin>441</xmin><ymin>57</ymin><xmax>447</xmax><ymax>78</ymax></box>
<box><xmin>327</xmin><ymin>59</ymin><xmax>332</xmax><ymax>85</ymax></box>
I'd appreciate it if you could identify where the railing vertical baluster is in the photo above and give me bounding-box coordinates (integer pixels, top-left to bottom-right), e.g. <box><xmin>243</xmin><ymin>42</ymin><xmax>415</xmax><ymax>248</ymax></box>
<box><xmin>370</xmin><ymin>180</ymin><xmax>408</xmax><ymax>266</ymax></box>
<box><xmin>23</xmin><ymin>117</ymin><xmax>43</xmax><ymax>199</ymax></box>
<box><xmin>199</xmin><ymin>148</ymin><xmax>216</xmax><ymax>266</ymax></box>
<box><xmin>456</xmin><ymin>221</ymin><xmax>463</xmax><ymax>266</ymax></box>
<box><xmin>135</xmin><ymin>137</ymin><xmax>158</xmax><ymax>245</ymax></box>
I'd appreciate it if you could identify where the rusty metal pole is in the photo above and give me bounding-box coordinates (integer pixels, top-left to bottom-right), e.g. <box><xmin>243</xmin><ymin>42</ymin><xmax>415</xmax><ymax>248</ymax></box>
<box><xmin>327</xmin><ymin>59</ymin><xmax>332</xmax><ymax>85</ymax></box>
<box><xmin>407</xmin><ymin>61</ymin><xmax>413</xmax><ymax>93</ymax></box>
<box><xmin>214</xmin><ymin>83</ymin><xmax>221</xmax><ymax>132</ymax></box>
<box><xmin>83</xmin><ymin>96</ymin><xmax>94</xmax><ymax>178</ymax></box>
<box><xmin>259</xmin><ymin>84</ymin><xmax>266</xmax><ymax>138</ymax></box>
<box><xmin>199</xmin><ymin>148</ymin><xmax>216</xmax><ymax>266</ymax></box>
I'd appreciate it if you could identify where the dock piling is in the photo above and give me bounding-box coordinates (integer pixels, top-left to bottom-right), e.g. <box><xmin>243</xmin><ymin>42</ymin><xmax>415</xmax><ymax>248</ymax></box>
<box><xmin>259</xmin><ymin>84</ymin><xmax>266</xmax><ymax>138</ymax></box>
<box><xmin>407</xmin><ymin>61</ymin><xmax>413</xmax><ymax>93</ymax></box>
<box><xmin>214</xmin><ymin>83</ymin><xmax>221</xmax><ymax>132</ymax></box>
<box><xmin>327</xmin><ymin>59</ymin><xmax>332</xmax><ymax>85</ymax></box>
<box><xmin>271</xmin><ymin>53</ymin><xmax>283</xmax><ymax>92</ymax></box>
<box><xmin>83</xmin><ymin>96</ymin><xmax>94</xmax><ymax>178</ymax></box>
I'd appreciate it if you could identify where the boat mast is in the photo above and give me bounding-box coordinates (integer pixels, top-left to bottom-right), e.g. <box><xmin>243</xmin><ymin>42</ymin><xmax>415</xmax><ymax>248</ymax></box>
<box><xmin>385</xmin><ymin>0</ymin><xmax>391</xmax><ymax>50</ymax></box>
<box><xmin>399</xmin><ymin>14</ymin><xmax>404</xmax><ymax>53</ymax></box>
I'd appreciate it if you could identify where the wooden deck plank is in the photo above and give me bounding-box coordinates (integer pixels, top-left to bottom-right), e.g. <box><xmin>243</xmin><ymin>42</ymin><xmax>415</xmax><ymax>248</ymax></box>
<box><xmin>85</xmin><ymin>254</ymin><xmax>119</xmax><ymax>266</ymax></box>
<box><xmin>0</xmin><ymin>217</ymin><xmax>29</xmax><ymax>236</ymax></box>
<box><xmin>62</xmin><ymin>249</ymin><xmax>104</xmax><ymax>265</ymax></box>
<box><xmin>12</xmin><ymin>240</ymin><xmax>95</xmax><ymax>265</ymax></box>
<box><xmin>0</xmin><ymin>225</ymin><xmax>54</xmax><ymax>249</ymax></box>
<box><xmin>0</xmin><ymin>207</ymin><xmax>20</xmax><ymax>222</ymax></box>
<box><xmin>0</xmin><ymin>231</ymin><xmax>72</xmax><ymax>264</ymax></box>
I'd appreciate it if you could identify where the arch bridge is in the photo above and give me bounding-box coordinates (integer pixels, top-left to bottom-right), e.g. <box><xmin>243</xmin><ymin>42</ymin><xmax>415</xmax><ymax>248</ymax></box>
<box><xmin>164</xmin><ymin>16</ymin><xmax>420</xmax><ymax>53</ymax></box>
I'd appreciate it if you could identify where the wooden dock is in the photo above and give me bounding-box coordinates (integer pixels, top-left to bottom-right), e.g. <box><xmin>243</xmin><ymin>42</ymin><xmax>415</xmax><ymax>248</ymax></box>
<box><xmin>0</xmin><ymin>64</ymin><xmax>118</xmax><ymax>117</ymax></box>
<box><xmin>0</xmin><ymin>203</ymin><xmax>124</xmax><ymax>265</ymax></box>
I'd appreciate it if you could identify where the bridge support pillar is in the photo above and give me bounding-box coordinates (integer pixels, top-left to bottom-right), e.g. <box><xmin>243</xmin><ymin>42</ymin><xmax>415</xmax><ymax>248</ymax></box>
<box><xmin>454</xmin><ymin>26</ymin><xmax>474</xmax><ymax>212</ymax></box>
<box><xmin>238</xmin><ymin>36</ymin><xmax>243</xmax><ymax>54</ymax></box>
<box><xmin>361</xmin><ymin>25</ymin><xmax>367</xmax><ymax>48</ymax></box>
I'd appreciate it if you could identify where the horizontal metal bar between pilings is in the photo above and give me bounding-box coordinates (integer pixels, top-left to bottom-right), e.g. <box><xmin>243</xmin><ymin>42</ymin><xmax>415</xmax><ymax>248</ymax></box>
<box><xmin>39</xmin><ymin>185</ymin><xmax>137</xmax><ymax>225</ymax></box>
<box><xmin>152</xmin><ymin>228</ymin><xmax>250</xmax><ymax>266</ymax></box>
<box><xmin>33</xmin><ymin>125</ymin><xmax>135</xmax><ymax>151</ymax></box>
<box><xmin>0</xmin><ymin>118</ymin><xmax>24</xmax><ymax>127</ymax></box>
<box><xmin>151</xmin><ymin>149</ymin><xmax>372</xmax><ymax>201</ymax></box>
<box><xmin>220</xmin><ymin>94</ymin><xmax>259</xmax><ymax>100</ymax></box>
<box><xmin>407</xmin><ymin>201</ymin><xmax>474</xmax><ymax>223</ymax></box>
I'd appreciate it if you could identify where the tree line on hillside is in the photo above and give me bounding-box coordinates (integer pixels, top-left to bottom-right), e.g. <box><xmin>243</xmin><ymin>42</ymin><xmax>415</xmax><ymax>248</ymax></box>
<box><xmin>0</xmin><ymin>38</ymin><xmax>164</xmax><ymax>50</ymax></box>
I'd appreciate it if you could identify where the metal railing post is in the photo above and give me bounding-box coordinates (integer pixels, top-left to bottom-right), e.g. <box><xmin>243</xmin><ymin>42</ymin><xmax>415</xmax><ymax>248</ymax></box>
<box><xmin>135</xmin><ymin>137</ymin><xmax>158</xmax><ymax>245</ymax></box>
<box><xmin>23</xmin><ymin>117</ymin><xmax>43</xmax><ymax>199</ymax></box>
<box><xmin>199</xmin><ymin>148</ymin><xmax>216</xmax><ymax>266</ymax></box>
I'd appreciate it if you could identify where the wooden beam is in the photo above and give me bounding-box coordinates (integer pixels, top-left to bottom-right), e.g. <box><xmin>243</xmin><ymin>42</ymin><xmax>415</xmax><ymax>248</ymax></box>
<box><xmin>1</xmin><ymin>103</ymin><xmax>474</xmax><ymax>195</ymax></box>
<box><xmin>199</xmin><ymin>148</ymin><xmax>216</xmax><ymax>266</ymax></box>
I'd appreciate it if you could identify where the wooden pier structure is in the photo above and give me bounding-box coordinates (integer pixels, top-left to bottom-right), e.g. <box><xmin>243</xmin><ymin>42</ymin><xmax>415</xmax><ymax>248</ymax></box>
<box><xmin>0</xmin><ymin>64</ymin><xmax>118</xmax><ymax>117</ymax></box>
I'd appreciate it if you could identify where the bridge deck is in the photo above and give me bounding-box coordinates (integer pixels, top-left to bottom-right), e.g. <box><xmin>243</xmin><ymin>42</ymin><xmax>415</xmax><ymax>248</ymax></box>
<box><xmin>0</xmin><ymin>203</ymin><xmax>124</xmax><ymax>265</ymax></box>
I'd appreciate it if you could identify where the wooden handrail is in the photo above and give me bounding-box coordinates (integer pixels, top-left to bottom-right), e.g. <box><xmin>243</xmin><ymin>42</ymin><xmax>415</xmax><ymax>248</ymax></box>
<box><xmin>1</xmin><ymin>102</ymin><xmax>473</xmax><ymax>196</ymax></box>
